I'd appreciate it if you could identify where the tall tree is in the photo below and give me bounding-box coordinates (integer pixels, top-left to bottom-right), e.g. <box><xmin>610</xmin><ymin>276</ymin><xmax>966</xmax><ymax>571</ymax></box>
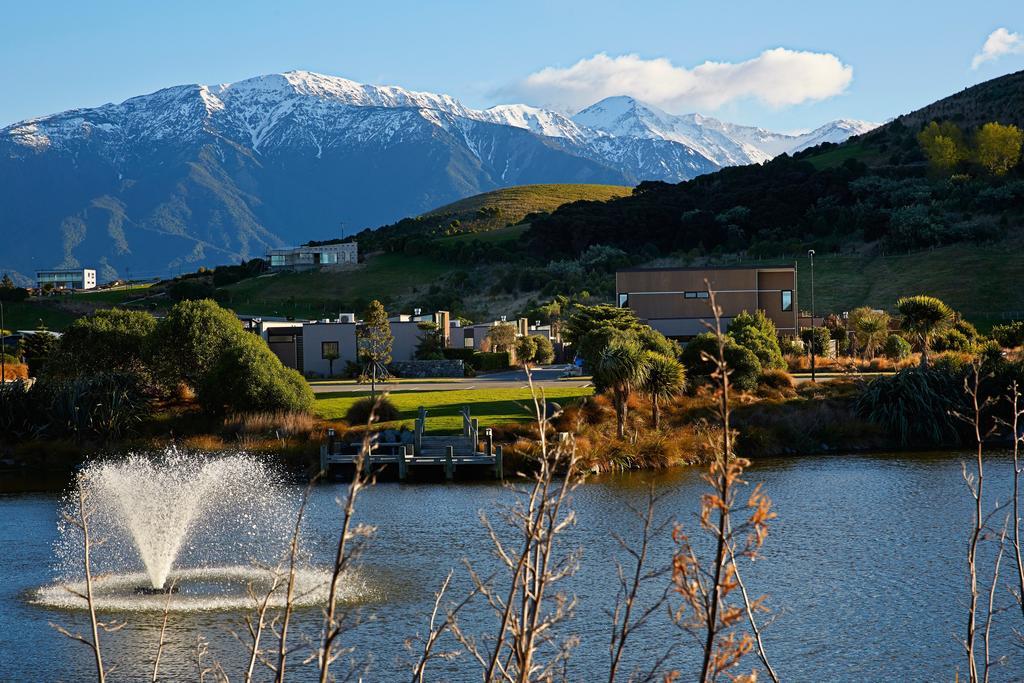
<box><xmin>643</xmin><ymin>351</ymin><xmax>686</xmax><ymax>429</ymax></box>
<box><xmin>358</xmin><ymin>300</ymin><xmax>393</xmax><ymax>398</ymax></box>
<box><xmin>896</xmin><ymin>295</ymin><xmax>954</xmax><ymax>368</ymax></box>
<box><xmin>485</xmin><ymin>323</ymin><xmax>517</xmax><ymax>353</ymax></box>
<box><xmin>593</xmin><ymin>340</ymin><xmax>650</xmax><ymax>439</ymax></box>
<box><xmin>918</xmin><ymin>121</ymin><xmax>967</xmax><ymax>172</ymax></box>
<box><xmin>975</xmin><ymin>122</ymin><xmax>1023</xmax><ymax>175</ymax></box>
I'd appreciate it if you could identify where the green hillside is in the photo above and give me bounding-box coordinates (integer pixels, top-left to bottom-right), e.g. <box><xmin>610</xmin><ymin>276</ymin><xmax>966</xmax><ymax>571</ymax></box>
<box><xmin>424</xmin><ymin>183</ymin><xmax>632</xmax><ymax>227</ymax></box>
<box><xmin>348</xmin><ymin>183</ymin><xmax>631</xmax><ymax>252</ymax></box>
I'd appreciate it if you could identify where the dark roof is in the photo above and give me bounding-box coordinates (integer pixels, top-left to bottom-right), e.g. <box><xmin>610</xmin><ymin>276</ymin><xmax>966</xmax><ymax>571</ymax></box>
<box><xmin>617</xmin><ymin>263</ymin><xmax>796</xmax><ymax>274</ymax></box>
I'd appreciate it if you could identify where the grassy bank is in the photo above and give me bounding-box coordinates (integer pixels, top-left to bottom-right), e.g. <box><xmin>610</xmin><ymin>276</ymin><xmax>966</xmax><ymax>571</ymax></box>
<box><xmin>315</xmin><ymin>386</ymin><xmax>594</xmax><ymax>433</ymax></box>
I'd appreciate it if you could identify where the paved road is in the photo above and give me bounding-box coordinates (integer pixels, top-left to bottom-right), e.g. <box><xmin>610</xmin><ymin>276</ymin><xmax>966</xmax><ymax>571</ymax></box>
<box><xmin>310</xmin><ymin>364</ymin><xmax>591</xmax><ymax>394</ymax></box>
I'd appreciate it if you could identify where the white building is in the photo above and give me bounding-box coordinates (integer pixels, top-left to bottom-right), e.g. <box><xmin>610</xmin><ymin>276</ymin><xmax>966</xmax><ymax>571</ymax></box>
<box><xmin>267</xmin><ymin>242</ymin><xmax>358</xmax><ymax>271</ymax></box>
<box><xmin>36</xmin><ymin>268</ymin><xmax>96</xmax><ymax>290</ymax></box>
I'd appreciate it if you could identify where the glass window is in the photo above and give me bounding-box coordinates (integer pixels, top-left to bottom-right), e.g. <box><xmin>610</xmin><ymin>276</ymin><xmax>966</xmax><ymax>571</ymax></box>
<box><xmin>697</xmin><ymin>291</ymin><xmax>709</xmax><ymax>299</ymax></box>
<box><xmin>320</xmin><ymin>252</ymin><xmax>337</xmax><ymax>264</ymax></box>
<box><xmin>781</xmin><ymin>290</ymin><xmax>793</xmax><ymax>312</ymax></box>
<box><xmin>618</xmin><ymin>293</ymin><xmax>629</xmax><ymax>307</ymax></box>
<box><xmin>684</xmin><ymin>291</ymin><xmax>697</xmax><ymax>299</ymax></box>
<box><xmin>321</xmin><ymin>341</ymin><xmax>339</xmax><ymax>359</ymax></box>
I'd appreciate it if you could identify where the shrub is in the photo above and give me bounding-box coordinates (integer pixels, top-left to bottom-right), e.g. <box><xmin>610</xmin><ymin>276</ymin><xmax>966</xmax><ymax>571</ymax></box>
<box><xmin>779</xmin><ymin>336</ymin><xmax>802</xmax><ymax>356</ymax></box>
<box><xmin>515</xmin><ymin>335</ymin><xmax>538</xmax><ymax>365</ymax></box>
<box><xmin>681</xmin><ymin>333</ymin><xmax>762</xmax><ymax>393</ymax></box>
<box><xmin>442</xmin><ymin>347</ymin><xmax>477</xmax><ymax>362</ymax></box>
<box><xmin>20</xmin><ymin>329</ymin><xmax>58</xmax><ymax>378</ymax></box>
<box><xmin>198</xmin><ymin>333</ymin><xmax>315</xmax><ymax>414</ymax></box>
<box><xmin>800</xmin><ymin>327</ymin><xmax>832</xmax><ymax>357</ymax></box>
<box><xmin>168</xmin><ymin>278</ymin><xmax>216</xmax><ymax>301</ymax></box>
<box><xmin>757</xmin><ymin>368</ymin><xmax>795</xmax><ymax>391</ymax></box>
<box><xmin>728</xmin><ymin>310</ymin><xmax>785</xmax><ymax>369</ymax></box>
<box><xmin>344</xmin><ymin>396</ymin><xmax>401</xmax><ymax>425</ymax></box>
<box><xmin>991</xmin><ymin>321</ymin><xmax>1024</xmax><ymax>348</ymax></box>
<box><xmin>472</xmin><ymin>351</ymin><xmax>510</xmax><ymax>372</ymax></box>
<box><xmin>150</xmin><ymin>299</ymin><xmax>249</xmax><ymax>390</ymax></box>
<box><xmin>47</xmin><ymin>308</ymin><xmax>157</xmax><ymax>385</ymax></box>
<box><xmin>931</xmin><ymin>328</ymin><xmax>973</xmax><ymax>353</ymax></box>
<box><xmin>533</xmin><ymin>335</ymin><xmax>555</xmax><ymax>364</ymax></box>
<box><xmin>883</xmin><ymin>334</ymin><xmax>912</xmax><ymax>361</ymax></box>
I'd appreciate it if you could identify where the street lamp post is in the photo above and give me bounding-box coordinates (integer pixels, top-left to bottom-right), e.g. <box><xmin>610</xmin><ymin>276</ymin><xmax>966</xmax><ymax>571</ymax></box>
<box><xmin>808</xmin><ymin>249</ymin><xmax>816</xmax><ymax>382</ymax></box>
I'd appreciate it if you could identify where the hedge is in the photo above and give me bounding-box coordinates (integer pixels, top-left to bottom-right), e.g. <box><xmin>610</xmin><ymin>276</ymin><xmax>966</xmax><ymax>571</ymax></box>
<box><xmin>472</xmin><ymin>351</ymin><xmax>511</xmax><ymax>372</ymax></box>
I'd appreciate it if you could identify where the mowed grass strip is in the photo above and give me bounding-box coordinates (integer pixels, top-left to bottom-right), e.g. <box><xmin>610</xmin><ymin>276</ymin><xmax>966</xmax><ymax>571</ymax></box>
<box><xmin>315</xmin><ymin>386</ymin><xmax>594</xmax><ymax>433</ymax></box>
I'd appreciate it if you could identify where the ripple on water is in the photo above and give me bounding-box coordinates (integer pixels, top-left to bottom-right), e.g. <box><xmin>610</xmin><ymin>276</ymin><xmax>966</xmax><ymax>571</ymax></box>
<box><xmin>33</xmin><ymin>565</ymin><xmax>378</xmax><ymax>612</ymax></box>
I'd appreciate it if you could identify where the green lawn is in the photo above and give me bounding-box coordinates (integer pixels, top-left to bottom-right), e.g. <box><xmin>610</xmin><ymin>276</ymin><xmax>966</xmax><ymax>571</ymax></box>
<box><xmin>315</xmin><ymin>386</ymin><xmax>594</xmax><ymax>433</ymax></box>
<box><xmin>75</xmin><ymin>283</ymin><xmax>154</xmax><ymax>304</ymax></box>
<box><xmin>0</xmin><ymin>300</ymin><xmax>78</xmax><ymax>331</ymax></box>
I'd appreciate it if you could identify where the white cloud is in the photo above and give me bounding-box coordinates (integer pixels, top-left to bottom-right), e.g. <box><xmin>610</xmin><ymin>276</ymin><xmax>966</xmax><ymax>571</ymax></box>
<box><xmin>497</xmin><ymin>49</ymin><xmax>854</xmax><ymax>114</ymax></box>
<box><xmin>972</xmin><ymin>27</ymin><xmax>1024</xmax><ymax>69</ymax></box>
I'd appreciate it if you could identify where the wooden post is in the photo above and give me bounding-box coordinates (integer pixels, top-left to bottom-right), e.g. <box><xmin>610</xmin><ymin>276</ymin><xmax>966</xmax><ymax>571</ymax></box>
<box><xmin>484</xmin><ymin>428</ymin><xmax>493</xmax><ymax>458</ymax></box>
<box><xmin>399</xmin><ymin>445</ymin><xmax>409</xmax><ymax>481</ymax></box>
<box><xmin>445</xmin><ymin>445</ymin><xmax>454</xmax><ymax>481</ymax></box>
<box><xmin>471</xmin><ymin>418</ymin><xmax>479</xmax><ymax>449</ymax></box>
<box><xmin>495</xmin><ymin>445</ymin><xmax>503</xmax><ymax>480</ymax></box>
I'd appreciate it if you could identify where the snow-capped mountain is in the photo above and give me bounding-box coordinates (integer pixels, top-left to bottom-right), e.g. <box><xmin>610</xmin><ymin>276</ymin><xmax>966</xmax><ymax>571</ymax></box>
<box><xmin>0</xmin><ymin>70</ymin><xmax>874</xmax><ymax>280</ymax></box>
<box><xmin>571</xmin><ymin>96</ymin><xmax>878</xmax><ymax>166</ymax></box>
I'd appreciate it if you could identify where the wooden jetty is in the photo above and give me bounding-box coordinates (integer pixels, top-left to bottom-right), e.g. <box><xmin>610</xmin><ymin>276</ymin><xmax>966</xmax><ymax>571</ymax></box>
<box><xmin>320</xmin><ymin>406</ymin><xmax>503</xmax><ymax>481</ymax></box>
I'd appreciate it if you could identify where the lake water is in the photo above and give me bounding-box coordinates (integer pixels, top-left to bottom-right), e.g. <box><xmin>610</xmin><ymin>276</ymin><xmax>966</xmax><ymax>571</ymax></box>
<box><xmin>1</xmin><ymin>452</ymin><xmax>1022</xmax><ymax>681</ymax></box>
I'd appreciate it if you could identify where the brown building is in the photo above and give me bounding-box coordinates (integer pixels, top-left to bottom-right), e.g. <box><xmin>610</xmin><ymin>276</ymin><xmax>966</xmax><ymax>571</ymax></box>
<box><xmin>615</xmin><ymin>264</ymin><xmax>798</xmax><ymax>339</ymax></box>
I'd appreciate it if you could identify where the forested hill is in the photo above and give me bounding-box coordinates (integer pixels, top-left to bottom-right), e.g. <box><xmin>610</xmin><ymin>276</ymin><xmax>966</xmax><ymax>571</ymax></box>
<box><xmin>525</xmin><ymin>70</ymin><xmax>1024</xmax><ymax>259</ymax></box>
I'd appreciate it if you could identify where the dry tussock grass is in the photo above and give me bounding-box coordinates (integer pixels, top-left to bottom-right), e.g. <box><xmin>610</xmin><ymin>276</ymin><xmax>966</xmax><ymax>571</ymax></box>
<box><xmin>223</xmin><ymin>411</ymin><xmax>317</xmax><ymax>438</ymax></box>
<box><xmin>786</xmin><ymin>354</ymin><xmax>916</xmax><ymax>373</ymax></box>
<box><xmin>1</xmin><ymin>363</ymin><xmax>28</xmax><ymax>381</ymax></box>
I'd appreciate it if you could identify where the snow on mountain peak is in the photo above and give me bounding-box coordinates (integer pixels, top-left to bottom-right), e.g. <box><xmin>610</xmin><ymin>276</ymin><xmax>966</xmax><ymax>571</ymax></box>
<box><xmin>2</xmin><ymin>69</ymin><xmax>877</xmax><ymax>174</ymax></box>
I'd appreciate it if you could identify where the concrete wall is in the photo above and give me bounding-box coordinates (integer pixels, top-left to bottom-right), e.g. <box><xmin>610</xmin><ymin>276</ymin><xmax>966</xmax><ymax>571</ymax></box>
<box><xmin>390</xmin><ymin>321</ymin><xmax>428</xmax><ymax>361</ymax></box>
<box><xmin>301</xmin><ymin>322</ymin><xmax>359</xmax><ymax>377</ymax></box>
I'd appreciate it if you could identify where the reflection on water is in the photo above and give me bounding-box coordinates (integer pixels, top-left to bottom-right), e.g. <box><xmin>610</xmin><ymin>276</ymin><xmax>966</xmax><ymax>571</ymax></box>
<box><xmin>1</xmin><ymin>451</ymin><xmax>1019</xmax><ymax>681</ymax></box>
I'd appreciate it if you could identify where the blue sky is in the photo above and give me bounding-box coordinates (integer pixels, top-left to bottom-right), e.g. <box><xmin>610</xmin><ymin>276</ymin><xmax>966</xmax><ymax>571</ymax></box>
<box><xmin>3</xmin><ymin>0</ymin><xmax>1023</xmax><ymax>131</ymax></box>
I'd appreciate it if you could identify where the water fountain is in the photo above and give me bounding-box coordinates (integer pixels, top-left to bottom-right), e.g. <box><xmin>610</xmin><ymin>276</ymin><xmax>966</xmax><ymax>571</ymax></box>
<box><xmin>34</xmin><ymin>451</ymin><xmax>355</xmax><ymax>612</ymax></box>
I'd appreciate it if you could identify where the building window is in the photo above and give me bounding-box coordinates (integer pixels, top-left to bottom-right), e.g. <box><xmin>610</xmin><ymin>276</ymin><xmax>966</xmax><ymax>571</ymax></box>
<box><xmin>618</xmin><ymin>293</ymin><xmax>629</xmax><ymax>307</ymax></box>
<box><xmin>781</xmin><ymin>290</ymin><xmax>793</xmax><ymax>312</ymax></box>
<box><xmin>321</xmin><ymin>341</ymin><xmax>339</xmax><ymax>359</ymax></box>
<box><xmin>684</xmin><ymin>291</ymin><xmax>709</xmax><ymax>299</ymax></box>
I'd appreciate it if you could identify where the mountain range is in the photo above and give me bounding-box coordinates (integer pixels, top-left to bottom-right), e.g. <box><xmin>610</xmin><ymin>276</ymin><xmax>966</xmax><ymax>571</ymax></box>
<box><xmin>0</xmin><ymin>70</ymin><xmax>876</xmax><ymax>281</ymax></box>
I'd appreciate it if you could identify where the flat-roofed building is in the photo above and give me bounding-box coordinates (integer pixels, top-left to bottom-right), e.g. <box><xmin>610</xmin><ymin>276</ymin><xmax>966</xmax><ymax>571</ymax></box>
<box><xmin>36</xmin><ymin>268</ymin><xmax>96</xmax><ymax>291</ymax></box>
<box><xmin>615</xmin><ymin>264</ymin><xmax>798</xmax><ymax>339</ymax></box>
<box><xmin>267</xmin><ymin>242</ymin><xmax>358</xmax><ymax>271</ymax></box>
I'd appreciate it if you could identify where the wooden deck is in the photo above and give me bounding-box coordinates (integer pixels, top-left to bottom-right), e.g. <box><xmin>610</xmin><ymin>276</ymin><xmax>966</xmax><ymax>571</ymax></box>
<box><xmin>320</xmin><ymin>405</ymin><xmax>503</xmax><ymax>480</ymax></box>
